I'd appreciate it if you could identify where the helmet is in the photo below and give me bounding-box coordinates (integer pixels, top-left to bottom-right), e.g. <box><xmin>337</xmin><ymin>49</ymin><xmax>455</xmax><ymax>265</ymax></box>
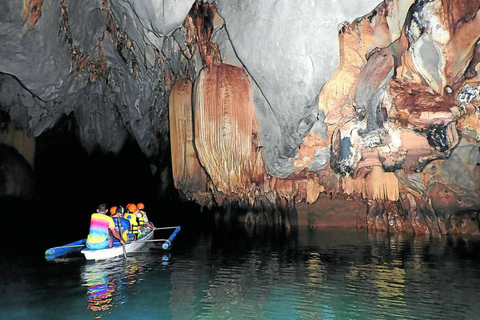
<box><xmin>137</xmin><ymin>203</ymin><xmax>145</xmax><ymax>210</ymax></box>
<box><xmin>117</xmin><ymin>206</ymin><xmax>125</xmax><ymax>215</ymax></box>
<box><xmin>127</xmin><ymin>203</ymin><xmax>137</xmax><ymax>212</ymax></box>
<box><xmin>110</xmin><ymin>206</ymin><xmax>117</xmax><ymax>215</ymax></box>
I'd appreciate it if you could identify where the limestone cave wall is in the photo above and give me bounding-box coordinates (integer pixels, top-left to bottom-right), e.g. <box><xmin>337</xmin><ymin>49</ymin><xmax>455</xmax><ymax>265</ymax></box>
<box><xmin>1</xmin><ymin>0</ymin><xmax>480</xmax><ymax>235</ymax></box>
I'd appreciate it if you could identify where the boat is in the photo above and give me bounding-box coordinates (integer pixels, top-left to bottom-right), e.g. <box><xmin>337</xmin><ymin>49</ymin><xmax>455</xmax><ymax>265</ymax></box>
<box><xmin>81</xmin><ymin>226</ymin><xmax>181</xmax><ymax>261</ymax></box>
<box><xmin>45</xmin><ymin>238</ymin><xmax>86</xmax><ymax>261</ymax></box>
<box><xmin>45</xmin><ymin>226</ymin><xmax>181</xmax><ymax>261</ymax></box>
<box><xmin>81</xmin><ymin>230</ymin><xmax>154</xmax><ymax>261</ymax></box>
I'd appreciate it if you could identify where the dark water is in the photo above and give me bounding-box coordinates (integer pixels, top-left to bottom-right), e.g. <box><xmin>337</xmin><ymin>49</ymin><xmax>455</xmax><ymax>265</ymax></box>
<box><xmin>4</xmin><ymin>110</ymin><xmax>478</xmax><ymax>319</ymax></box>
<box><xmin>2</xmin><ymin>211</ymin><xmax>480</xmax><ymax>320</ymax></box>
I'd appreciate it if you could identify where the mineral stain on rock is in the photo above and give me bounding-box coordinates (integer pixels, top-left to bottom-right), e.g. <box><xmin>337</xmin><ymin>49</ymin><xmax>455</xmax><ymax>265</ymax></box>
<box><xmin>2</xmin><ymin>0</ymin><xmax>480</xmax><ymax>236</ymax></box>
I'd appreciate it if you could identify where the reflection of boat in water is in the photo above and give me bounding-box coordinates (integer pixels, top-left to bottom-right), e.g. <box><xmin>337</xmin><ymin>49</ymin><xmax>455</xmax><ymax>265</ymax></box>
<box><xmin>81</xmin><ymin>254</ymin><xmax>172</xmax><ymax>317</ymax></box>
<box><xmin>81</xmin><ymin>260</ymin><xmax>125</xmax><ymax>314</ymax></box>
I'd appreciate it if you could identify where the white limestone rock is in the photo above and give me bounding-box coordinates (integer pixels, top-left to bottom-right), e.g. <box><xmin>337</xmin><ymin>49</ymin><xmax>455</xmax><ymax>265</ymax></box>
<box><xmin>215</xmin><ymin>0</ymin><xmax>382</xmax><ymax>176</ymax></box>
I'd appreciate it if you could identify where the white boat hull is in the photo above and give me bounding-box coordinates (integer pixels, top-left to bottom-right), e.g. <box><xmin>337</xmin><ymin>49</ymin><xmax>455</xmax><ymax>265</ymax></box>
<box><xmin>81</xmin><ymin>231</ymin><xmax>154</xmax><ymax>261</ymax></box>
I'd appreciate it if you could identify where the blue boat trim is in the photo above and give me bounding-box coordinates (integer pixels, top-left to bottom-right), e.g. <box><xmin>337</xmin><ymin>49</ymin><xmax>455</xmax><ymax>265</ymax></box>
<box><xmin>162</xmin><ymin>226</ymin><xmax>181</xmax><ymax>250</ymax></box>
<box><xmin>45</xmin><ymin>239</ymin><xmax>86</xmax><ymax>260</ymax></box>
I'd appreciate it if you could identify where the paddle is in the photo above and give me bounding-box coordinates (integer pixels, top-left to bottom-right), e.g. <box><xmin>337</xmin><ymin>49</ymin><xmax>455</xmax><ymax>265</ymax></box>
<box><xmin>114</xmin><ymin>217</ymin><xmax>127</xmax><ymax>258</ymax></box>
<box><xmin>121</xmin><ymin>242</ymin><xmax>127</xmax><ymax>258</ymax></box>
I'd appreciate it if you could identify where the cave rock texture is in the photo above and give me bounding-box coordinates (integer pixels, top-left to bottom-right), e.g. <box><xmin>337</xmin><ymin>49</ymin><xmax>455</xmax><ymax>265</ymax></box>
<box><xmin>1</xmin><ymin>0</ymin><xmax>480</xmax><ymax>236</ymax></box>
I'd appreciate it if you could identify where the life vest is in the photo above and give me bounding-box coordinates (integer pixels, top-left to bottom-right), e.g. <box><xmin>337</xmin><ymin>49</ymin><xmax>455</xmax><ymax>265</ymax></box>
<box><xmin>124</xmin><ymin>213</ymin><xmax>138</xmax><ymax>236</ymax></box>
<box><xmin>139</xmin><ymin>209</ymin><xmax>150</xmax><ymax>222</ymax></box>
<box><xmin>113</xmin><ymin>217</ymin><xmax>130</xmax><ymax>241</ymax></box>
<box><xmin>137</xmin><ymin>212</ymin><xmax>145</xmax><ymax>227</ymax></box>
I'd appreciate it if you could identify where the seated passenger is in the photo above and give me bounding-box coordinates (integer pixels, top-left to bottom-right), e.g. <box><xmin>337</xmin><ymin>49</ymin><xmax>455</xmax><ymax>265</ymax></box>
<box><xmin>124</xmin><ymin>205</ymin><xmax>139</xmax><ymax>241</ymax></box>
<box><xmin>128</xmin><ymin>203</ymin><xmax>155</xmax><ymax>235</ymax></box>
<box><xmin>86</xmin><ymin>203</ymin><xmax>125</xmax><ymax>250</ymax></box>
<box><xmin>111</xmin><ymin>206</ymin><xmax>131</xmax><ymax>243</ymax></box>
<box><xmin>137</xmin><ymin>202</ymin><xmax>155</xmax><ymax>230</ymax></box>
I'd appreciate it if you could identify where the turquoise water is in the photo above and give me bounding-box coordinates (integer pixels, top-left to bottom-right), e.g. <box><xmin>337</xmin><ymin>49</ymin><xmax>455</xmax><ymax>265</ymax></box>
<box><xmin>1</xmin><ymin>223</ymin><xmax>480</xmax><ymax>320</ymax></box>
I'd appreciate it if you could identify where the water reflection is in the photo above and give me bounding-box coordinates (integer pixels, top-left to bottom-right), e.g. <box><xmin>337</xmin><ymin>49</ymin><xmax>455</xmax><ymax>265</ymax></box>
<box><xmin>84</xmin><ymin>266</ymin><xmax>117</xmax><ymax>313</ymax></box>
<box><xmin>82</xmin><ymin>260</ymin><xmax>128</xmax><ymax>317</ymax></box>
<box><xmin>167</xmin><ymin>223</ymin><xmax>480</xmax><ymax>319</ymax></box>
<box><xmin>80</xmin><ymin>254</ymin><xmax>171</xmax><ymax>319</ymax></box>
<box><xmin>6</xmin><ymin>221</ymin><xmax>480</xmax><ymax>320</ymax></box>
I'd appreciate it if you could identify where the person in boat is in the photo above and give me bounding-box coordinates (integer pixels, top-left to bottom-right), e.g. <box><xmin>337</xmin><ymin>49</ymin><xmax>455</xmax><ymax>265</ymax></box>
<box><xmin>110</xmin><ymin>206</ymin><xmax>131</xmax><ymax>243</ymax></box>
<box><xmin>128</xmin><ymin>203</ymin><xmax>155</xmax><ymax>234</ymax></box>
<box><xmin>124</xmin><ymin>204</ymin><xmax>139</xmax><ymax>241</ymax></box>
<box><xmin>86</xmin><ymin>203</ymin><xmax>126</xmax><ymax>250</ymax></box>
<box><xmin>109</xmin><ymin>206</ymin><xmax>117</xmax><ymax>216</ymax></box>
<box><xmin>137</xmin><ymin>202</ymin><xmax>155</xmax><ymax>229</ymax></box>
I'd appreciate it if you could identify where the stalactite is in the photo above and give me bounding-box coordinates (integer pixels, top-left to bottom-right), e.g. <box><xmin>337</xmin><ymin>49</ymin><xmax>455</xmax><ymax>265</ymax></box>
<box><xmin>193</xmin><ymin>63</ymin><xmax>263</xmax><ymax>198</ymax></box>
<box><xmin>366</xmin><ymin>166</ymin><xmax>399</xmax><ymax>201</ymax></box>
<box><xmin>306</xmin><ymin>177</ymin><xmax>324</xmax><ymax>204</ymax></box>
<box><xmin>169</xmin><ymin>79</ymin><xmax>207</xmax><ymax>196</ymax></box>
<box><xmin>341</xmin><ymin>166</ymin><xmax>399</xmax><ymax>201</ymax></box>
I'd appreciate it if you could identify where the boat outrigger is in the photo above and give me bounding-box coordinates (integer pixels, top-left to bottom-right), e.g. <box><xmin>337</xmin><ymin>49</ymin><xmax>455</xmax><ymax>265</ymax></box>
<box><xmin>45</xmin><ymin>226</ymin><xmax>181</xmax><ymax>261</ymax></box>
<box><xmin>45</xmin><ymin>239</ymin><xmax>86</xmax><ymax>261</ymax></box>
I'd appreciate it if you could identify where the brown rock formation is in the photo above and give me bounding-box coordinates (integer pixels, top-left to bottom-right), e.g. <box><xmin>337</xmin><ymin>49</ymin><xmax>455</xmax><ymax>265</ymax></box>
<box><xmin>316</xmin><ymin>0</ymin><xmax>480</xmax><ymax>236</ymax></box>
<box><xmin>193</xmin><ymin>63</ymin><xmax>264</xmax><ymax>200</ymax></box>
<box><xmin>168</xmin><ymin>0</ymin><xmax>480</xmax><ymax>236</ymax></box>
<box><xmin>21</xmin><ymin>0</ymin><xmax>44</xmax><ymax>35</ymax></box>
<box><xmin>169</xmin><ymin>79</ymin><xmax>208</xmax><ymax>202</ymax></box>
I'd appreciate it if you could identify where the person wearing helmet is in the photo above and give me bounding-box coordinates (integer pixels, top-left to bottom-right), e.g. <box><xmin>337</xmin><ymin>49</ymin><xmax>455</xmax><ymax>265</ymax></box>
<box><xmin>110</xmin><ymin>206</ymin><xmax>131</xmax><ymax>243</ymax></box>
<box><xmin>126</xmin><ymin>203</ymin><xmax>145</xmax><ymax>238</ymax></box>
<box><xmin>127</xmin><ymin>203</ymin><xmax>145</xmax><ymax>230</ymax></box>
<box><xmin>86</xmin><ymin>203</ymin><xmax>126</xmax><ymax>249</ymax></box>
<box><xmin>109</xmin><ymin>206</ymin><xmax>117</xmax><ymax>216</ymax></box>
<box><xmin>130</xmin><ymin>202</ymin><xmax>155</xmax><ymax>233</ymax></box>
<box><xmin>124</xmin><ymin>204</ymin><xmax>139</xmax><ymax>241</ymax></box>
<box><xmin>137</xmin><ymin>203</ymin><xmax>155</xmax><ymax>230</ymax></box>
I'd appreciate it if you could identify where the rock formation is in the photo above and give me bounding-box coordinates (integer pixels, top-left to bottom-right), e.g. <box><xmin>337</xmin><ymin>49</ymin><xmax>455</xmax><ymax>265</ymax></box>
<box><xmin>0</xmin><ymin>143</ymin><xmax>34</xmax><ymax>199</ymax></box>
<box><xmin>1</xmin><ymin>0</ymin><xmax>480</xmax><ymax>235</ymax></box>
<box><xmin>169</xmin><ymin>78</ymin><xmax>209</xmax><ymax>204</ymax></box>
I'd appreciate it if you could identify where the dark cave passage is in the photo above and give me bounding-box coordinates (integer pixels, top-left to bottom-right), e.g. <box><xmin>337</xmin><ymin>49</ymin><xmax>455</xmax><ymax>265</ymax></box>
<box><xmin>2</xmin><ymin>116</ymin><xmax>205</xmax><ymax>246</ymax></box>
<box><xmin>33</xmin><ymin>116</ymin><xmax>159</xmax><ymax>211</ymax></box>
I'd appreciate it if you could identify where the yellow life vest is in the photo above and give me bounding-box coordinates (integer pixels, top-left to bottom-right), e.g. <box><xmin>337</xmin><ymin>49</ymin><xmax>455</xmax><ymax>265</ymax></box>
<box><xmin>124</xmin><ymin>213</ymin><xmax>138</xmax><ymax>235</ymax></box>
<box><xmin>137</xmin><ymin>213</ymin><xmax>145</xmax><ymax>227</ymax></box>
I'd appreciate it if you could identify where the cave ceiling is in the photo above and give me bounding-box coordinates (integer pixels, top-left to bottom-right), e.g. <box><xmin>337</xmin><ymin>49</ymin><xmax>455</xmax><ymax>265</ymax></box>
<box><xmin>2</xmin><ymin>0</ymin><xmax>480</xmax><ymax>236</ymax></box>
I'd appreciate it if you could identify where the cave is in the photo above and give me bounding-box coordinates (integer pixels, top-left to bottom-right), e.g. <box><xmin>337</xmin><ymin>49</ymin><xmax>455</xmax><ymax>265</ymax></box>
<box><xmin>1</xmin><ymin>0</ymin><xmax>480</xmax><ymax>239</ymax></box>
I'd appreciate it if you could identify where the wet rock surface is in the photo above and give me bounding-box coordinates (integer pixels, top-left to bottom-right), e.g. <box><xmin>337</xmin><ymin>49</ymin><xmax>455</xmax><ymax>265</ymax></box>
<box><xmin>1</xmin><ymin>0</ymin><xmax>480</xmax><ymax>235</ymax></box>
